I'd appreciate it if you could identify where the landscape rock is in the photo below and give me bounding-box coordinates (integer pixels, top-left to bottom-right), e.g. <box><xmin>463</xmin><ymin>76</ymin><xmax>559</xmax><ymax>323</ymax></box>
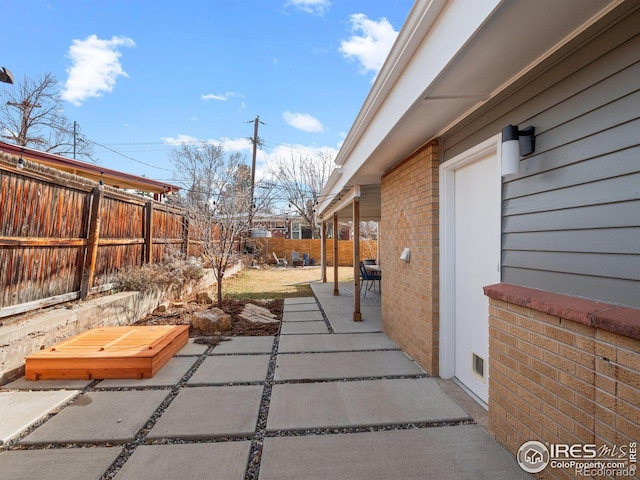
<box><xmin>192</xmin><ymin>308</ymin><xmax>232</xmax><ymax>332</ymax></box>
<box><xmin>172</xmin><ymin>302</ymin><xmax>185</xmax><ymax>308</ymax></box>
<box><xmin>240</xmin><ymin>303</ymin><xmax>280</xmax><ymax>324</ymax></box>
<box><xmin>154</xmin><ymin>302</ymin><xmax>169</xmax><ymax>313</ymax></box>
<box><xmin>196</xmin><ymin>291</ymin><xmax>214</xmax><ymax>304</ymax></box>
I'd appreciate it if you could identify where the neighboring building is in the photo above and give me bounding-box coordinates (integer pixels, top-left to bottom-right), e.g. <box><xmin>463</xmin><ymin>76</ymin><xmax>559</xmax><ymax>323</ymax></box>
<box><xmin>0</xmin><ymin>141</ymin><xmax>180</xmax><ymax>200</ymax></box>
<box><xmin>318</xmin><ymin>0</ymin><xmax>639</xmax><ymax>477</ymax></box>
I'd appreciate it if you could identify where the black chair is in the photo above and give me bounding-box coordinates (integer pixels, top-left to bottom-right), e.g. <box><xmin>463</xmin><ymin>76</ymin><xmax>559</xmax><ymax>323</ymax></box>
<box><xmin>359</xmin><ymin>262</ymin><xmax>381</xmax><ymax>298</ymax></box>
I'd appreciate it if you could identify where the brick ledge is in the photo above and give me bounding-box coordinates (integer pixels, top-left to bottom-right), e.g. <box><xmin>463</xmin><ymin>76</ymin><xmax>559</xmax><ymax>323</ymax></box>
<box><xmin>483</xmin><ymin>283</ymin><xmax>640</xmax><ymax>341</ymax></box>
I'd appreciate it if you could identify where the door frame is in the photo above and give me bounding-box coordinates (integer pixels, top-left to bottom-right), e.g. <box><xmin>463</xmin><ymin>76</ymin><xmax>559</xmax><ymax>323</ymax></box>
<box><xmin>439</xmin><ymin>133</ymin><xmax>502</xmax><ymax>380</ymax></box>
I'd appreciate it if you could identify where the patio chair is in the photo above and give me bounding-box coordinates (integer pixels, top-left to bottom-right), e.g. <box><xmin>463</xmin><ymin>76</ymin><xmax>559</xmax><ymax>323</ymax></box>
<box><xmin>273</xmin><ymin>252</ymin><xmax>288</xmax><ymax>267</ymax></box>
<box><xmin>291</xmin><ymin>251</ymin><xmax>303</xmax><ymax>267</ymax></box>
<box><xmin>359</xmin><ymin>262</ymin><xmax>381</xmax><ymax>298</ymax></box>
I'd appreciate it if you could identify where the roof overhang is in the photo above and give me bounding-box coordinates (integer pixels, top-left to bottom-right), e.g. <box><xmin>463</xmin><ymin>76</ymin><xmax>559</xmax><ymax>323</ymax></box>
<box><xmin>0</xmin><ymin>141</ymin><xmax>180</xmax><ymax>195</ymax></box>
<box><xmin>318</xmin><ymin>0</ymin><xmax>627</xmax><ymax>221</ymax></box>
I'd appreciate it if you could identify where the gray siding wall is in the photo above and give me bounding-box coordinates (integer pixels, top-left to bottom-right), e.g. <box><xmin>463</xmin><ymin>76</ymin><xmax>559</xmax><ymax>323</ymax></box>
<box><xmin>443</xmin><ymin>8</ymin><xmax>640</xmax><ymax>309</ymax></box>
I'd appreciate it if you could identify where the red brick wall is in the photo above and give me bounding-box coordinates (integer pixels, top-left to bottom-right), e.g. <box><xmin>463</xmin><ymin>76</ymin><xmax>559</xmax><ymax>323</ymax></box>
<box><xmin>380</xmin><ymin>142</ymin><xmax>440</xmax><ymax>375</ymax></box>
<box><xmin>486</xmin><ymin>285</ymin><xmax>640</xmax><ymax>479</ymax></box>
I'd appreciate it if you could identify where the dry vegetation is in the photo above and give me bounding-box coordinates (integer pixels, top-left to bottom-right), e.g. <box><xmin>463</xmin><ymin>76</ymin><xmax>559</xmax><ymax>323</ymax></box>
<box><xmin>223</xmin><ymin>266</ymin><xmax>354</xmax><ymax>300</ymax></box>
<box><xmin>135</xmin><ymin>265</ymin><xmax>355</xmax><ymax>336</ymax></box>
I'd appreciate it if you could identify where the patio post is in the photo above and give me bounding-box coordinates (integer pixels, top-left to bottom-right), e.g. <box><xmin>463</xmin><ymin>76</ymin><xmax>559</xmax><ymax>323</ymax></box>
<box><xmin>353</xmin><ymin>197</ymin><xmax>362</xmax><ymax>321</ymax></box>
<box><xmin>333</xmin><ymin>213</ymin><xmax>339</xmax><ymax>295</ymax></box>
<box><xmin>321</xmin><ymin>220</ymin><xmax>327</xmax><ymax>282</ymax></box>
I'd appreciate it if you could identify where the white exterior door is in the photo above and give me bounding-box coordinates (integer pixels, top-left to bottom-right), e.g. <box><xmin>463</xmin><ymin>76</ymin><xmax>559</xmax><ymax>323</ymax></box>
<box><xmin>440</xmin><ymin>135</ymin><xmax>501</xmax><ymax>406</ymax></box>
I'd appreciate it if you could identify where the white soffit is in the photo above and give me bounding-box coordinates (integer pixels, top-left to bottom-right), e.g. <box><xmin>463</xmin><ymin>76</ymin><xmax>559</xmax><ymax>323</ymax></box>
<box><xmin>323</xmin><ymin>0</ymin><xmax>623</xmax><ymax>204</ymax></box>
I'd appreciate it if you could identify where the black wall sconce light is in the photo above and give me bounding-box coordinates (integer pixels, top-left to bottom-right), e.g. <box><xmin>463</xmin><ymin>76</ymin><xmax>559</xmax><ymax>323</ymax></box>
<box><xmin>501</xmin><ymin>124</ymin><xmax>535</xmax><ymax>177</ymax></box>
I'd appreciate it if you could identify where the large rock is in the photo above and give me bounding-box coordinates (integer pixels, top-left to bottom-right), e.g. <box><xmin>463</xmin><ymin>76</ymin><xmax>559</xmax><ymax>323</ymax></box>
<box><xmin>196</xmin><ymin>291</ymin><xmax>214</xmax><ymax>304</ymax></box>
<box><xmin>192</xmin><ymin>308</ymin><xmax>232</xmax><ymax>332</ymax></box>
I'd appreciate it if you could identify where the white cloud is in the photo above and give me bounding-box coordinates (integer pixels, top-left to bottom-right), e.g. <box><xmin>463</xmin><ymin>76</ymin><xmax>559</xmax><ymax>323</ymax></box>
<box><xmin>161</xmin><ymin>134</ymin><xmax>199</xmax><ymax>146</ymax></box>
<box><xmin>283</xmin><ymin>111</ymin><xmax>325</xmax><ymax>133</ymax></box>
<box><xmin>201</xmin><ymin>91</ymin><xmax>243</xmax><ymax>101</ymax></box>
<box><xmin>339</xmin><ymin>14</ymin><xmax>398</xmax><ymax>76</ymax></box>
<box><xmin>262</xmin><ymin>143</ymin><xmax>338</xmax><ymax>182</ymax></box>
<box><xmin>161</xmin><ymin>134</ymin><xmax>252</xmax><ymax>152</ymax></box>
<box><xmin>161</xmin><ymin>134</ymin><xmax>338</xmax><ymax>183</ymax></box>
<box><xmin>267</xmin><ymin>143</ymin><xmax>337</xmax><ymax>162</ymax></box>
<box><xmin>62</xmin><ymin>35</ymin><xmax>135</xmax><ymax>106</ymax></box>
<box><xmin>285</xmin><ymin>0</ymin><xmax>330</xmax><ymax>15</ymax></box>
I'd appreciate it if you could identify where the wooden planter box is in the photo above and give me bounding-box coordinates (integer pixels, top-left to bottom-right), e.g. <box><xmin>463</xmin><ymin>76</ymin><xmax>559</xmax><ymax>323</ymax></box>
<box><xmin>24</xmin><ymin>325</ymin><xmax>189</xmax><ymax>380</ymax></box>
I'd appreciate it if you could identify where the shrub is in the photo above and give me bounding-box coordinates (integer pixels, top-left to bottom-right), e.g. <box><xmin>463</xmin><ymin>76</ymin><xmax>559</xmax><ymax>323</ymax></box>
<box><xmin>114</xmin><ymin>250</ymin><xmax>203</xmax><ymax>293</ymax></box>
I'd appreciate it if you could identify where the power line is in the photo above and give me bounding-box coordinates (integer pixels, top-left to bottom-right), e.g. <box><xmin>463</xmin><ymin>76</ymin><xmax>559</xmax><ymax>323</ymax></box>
<box><xmin>88</xmin><ymin>139</ymin><xmax>174</xmax><ymax>172</ymax></box>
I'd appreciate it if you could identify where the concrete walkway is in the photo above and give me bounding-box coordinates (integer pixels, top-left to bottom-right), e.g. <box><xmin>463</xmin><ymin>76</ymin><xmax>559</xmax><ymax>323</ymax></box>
<box><xmin>0</xmin><ymin>284</ymin><xmax>530</xmax><ymax>479</ymax></box>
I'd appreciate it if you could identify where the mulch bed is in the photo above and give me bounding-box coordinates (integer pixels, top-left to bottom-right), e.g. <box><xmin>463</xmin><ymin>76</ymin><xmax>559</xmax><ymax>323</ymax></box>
<box><xmin>134</xmin><ymin>297</ymin><xmax>283</xmax><ymax>337</ymax></box>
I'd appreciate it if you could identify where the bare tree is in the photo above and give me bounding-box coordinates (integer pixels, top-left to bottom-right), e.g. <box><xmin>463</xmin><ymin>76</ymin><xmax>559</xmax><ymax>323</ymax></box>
<box><xmin>268</xmin><ymin>151</ymin><xmax>333</xmax><ymax>238</ymax></box>
<box><xmin>171</xmin><ymin>141</ymin><xmax>257</xmax><ymax>307</ymax></box>
<box><xmin>0</xmin><ymin>72</ymin><xmax>96</xmax><ymax>161</ymax></box>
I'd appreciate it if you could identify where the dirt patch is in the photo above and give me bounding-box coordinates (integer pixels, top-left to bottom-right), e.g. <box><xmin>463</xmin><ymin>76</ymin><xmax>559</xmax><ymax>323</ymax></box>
<box><xmin>134</xmin><ymin>297</ymin><xmax>283</xmax><ymax>337</ymax></box>
<box><xmin>131</xmin><ymin>266</ymin><xmax>352</xmax><ymax>336</ymax></box>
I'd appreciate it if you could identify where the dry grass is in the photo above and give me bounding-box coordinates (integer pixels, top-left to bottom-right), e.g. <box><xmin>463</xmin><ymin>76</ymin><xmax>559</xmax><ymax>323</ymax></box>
<box><xmin>224</xmin><ymin>266</ymin><xmax>354</xmax><ymax>300</ymax></box>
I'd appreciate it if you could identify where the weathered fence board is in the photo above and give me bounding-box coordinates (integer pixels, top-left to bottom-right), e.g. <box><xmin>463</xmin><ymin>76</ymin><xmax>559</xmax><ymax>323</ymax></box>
<box><xmin>0</xmin><ymin>155</ymin><xmax>190</xmax><ymax>316</ymax></box>
<box><xmin>1</xmin><ymin>152</ymin><xmax>375</xmax><ymax>317</ymax></box>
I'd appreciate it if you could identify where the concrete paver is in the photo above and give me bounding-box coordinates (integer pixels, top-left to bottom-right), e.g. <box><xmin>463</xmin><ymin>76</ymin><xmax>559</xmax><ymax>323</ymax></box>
<box><xmin>0</xmin><ymin>390</ymin><xmax>79</xmax><ymax>445</ymax></box>
<box><xmin>328</xmin><ymin>308</ymin><xmax>382</xmax><ymax>333</ymax></box>
<box><xmin>311</xmin><ymin>283</ymin><xmax>382</xmax><ymax>333</ymax></box>
<box><xmin>147</xmin><ymin>385</ymin><xmax>263</xmax><ymax>439</ymax></box>
<box><xmin>283</xmin><ymin>303</ymin><xmax>320</xmax><ymax>312</ymax></box>
<box><xmin>278</xmin><ymin>333</ymin><xmax>398</xmax><ymax>353</ymax></box>
<box><xmin>176</xmin><ymin>338</ymin><xmax>208</xmax><ymax>356</ymax></box>
<box><xmin>282</xmin><ymin>310</ymin><xmax>324</xmax><ymax>322</ymax></box>
<box><xmin>283</xmin><ymin>297</ymin><xmax>316</xmax><ymax>305</ymax></box>
<box><xmin>275</xmin><ymin>350</ymin><xmax>423</xmax><ymax>380</ymax></box>
<box><xmin>267</xmin><ymin>378</ymin><xmax>468</xmax><ymax>430</ymax></box>
<box><xmin>96</xmin><ymin>356</ymin><xmax>197</xmax><ymax>388</ymax></box>
<box><xmin>1</xmin><ymin>378</ymin><xmax>92</xmax><ymax>390</ymax></box>
<box><xmin>280</xmin><ymin>321</ymin><xmax>329</xmax><ymax>335</ymax></box>
<box><xmin>0</xmin><ymin>284</ymin><xmax>530</xmax><ymax>479</ymax></box>
<box><xmin>260</xmin><ymin>425</ymin><xmax>530</xmax><ymax>480</ymax></box>
<box><xmin>209</xmin><ymin>336</ymin><xmax>274</xmax><ymax>354</ymax></box>
<box><xmin>114</xmin><ymin>442</ymin><xmax>250</xmax><ymax>480</ymax></box>
<box><xmin>0</xmin><ymin>448</ymin><xmax>122</xmax><ymax>480</ymax></box>
<box><xmin>188</xmin><ymin>355</ymin><xmax>269</xmax><ymax>384</ymax></box>
<box><xmin>20</xmin><ymin>390</ymin><xmax>169</xmax><ymax>444</ymax></box>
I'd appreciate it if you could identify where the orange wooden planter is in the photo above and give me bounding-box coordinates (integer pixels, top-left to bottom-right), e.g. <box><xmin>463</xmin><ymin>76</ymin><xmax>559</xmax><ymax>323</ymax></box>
<box><xmin>24</xmin><ymin>325</ymin><xmax>189</xmax><ymax>380</ymax></box>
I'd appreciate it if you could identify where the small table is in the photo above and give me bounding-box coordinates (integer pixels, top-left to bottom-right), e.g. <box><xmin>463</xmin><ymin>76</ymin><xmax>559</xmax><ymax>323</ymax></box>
<box><xmin>365</xmin><ymin>264</ymin><xmax>381</xmax><ymax>272</ymax></box>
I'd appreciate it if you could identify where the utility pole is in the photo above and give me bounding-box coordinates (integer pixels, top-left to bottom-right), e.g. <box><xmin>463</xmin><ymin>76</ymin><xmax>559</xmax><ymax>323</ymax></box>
<box><xmin>73</xmin><ymin>121</ymin><xmax>77</xmax><ymax>159</ymax></box>
<box><xmin>246</xmin><ymin>115</ymin><xmax>266</xmax><ymax>214</ymax></box>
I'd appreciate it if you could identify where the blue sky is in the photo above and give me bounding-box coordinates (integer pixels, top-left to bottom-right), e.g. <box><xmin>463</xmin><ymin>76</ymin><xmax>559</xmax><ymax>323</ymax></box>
<box><xmin>2</xmin><ymin>0</ymin><xmax>413</xmax><ymax>187</ymax></box>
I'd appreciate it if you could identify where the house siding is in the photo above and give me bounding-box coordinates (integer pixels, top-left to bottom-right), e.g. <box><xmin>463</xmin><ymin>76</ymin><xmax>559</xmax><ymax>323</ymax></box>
<box><xmin>380</xmin><ymin>142</ymin><xmax>440</xmax><ymax>375</ymax></box>
<box><xmin>437</xmin><ymin>8</ymin><xmax>640</xmax><ymax>477</ymax></box>
<box><xmin>442</xmin><ymin>8</ymin><xmax>640</xmax><ymax>310</ymax></box>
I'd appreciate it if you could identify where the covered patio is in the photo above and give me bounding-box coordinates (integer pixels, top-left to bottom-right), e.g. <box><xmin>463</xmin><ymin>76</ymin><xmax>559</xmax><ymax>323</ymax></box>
<box><xmin>318</xmin><ymin>184</ymin><xmax>382</xmax><ymax>322</ymax></box>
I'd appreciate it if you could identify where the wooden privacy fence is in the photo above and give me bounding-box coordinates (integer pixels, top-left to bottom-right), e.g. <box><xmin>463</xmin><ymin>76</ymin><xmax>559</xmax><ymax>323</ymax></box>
<box><xmin>252</xmin><ymin>237</ymin><xmax>377</xmax><ymax>267</ymax></box>
<box><xmin>0</xmin><ymin>154</ymin><xmax>189</xmax><ymax>317</ymax></box>
<box><xmin>0</xmin><ymin>153</ymin><xmax>376</xmax><ymax>317</ymax></box>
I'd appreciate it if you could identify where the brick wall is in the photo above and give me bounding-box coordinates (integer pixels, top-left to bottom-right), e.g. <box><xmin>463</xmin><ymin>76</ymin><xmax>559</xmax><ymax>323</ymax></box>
<box><xmin>380</xmin><ymin>141</ymin><xmax>440</xmax><ymax>375</ymax></box>
<box><xmin>486</xmin><ymin>284</ymin><xmax>640</xmax><ymax>479</ymax></box>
